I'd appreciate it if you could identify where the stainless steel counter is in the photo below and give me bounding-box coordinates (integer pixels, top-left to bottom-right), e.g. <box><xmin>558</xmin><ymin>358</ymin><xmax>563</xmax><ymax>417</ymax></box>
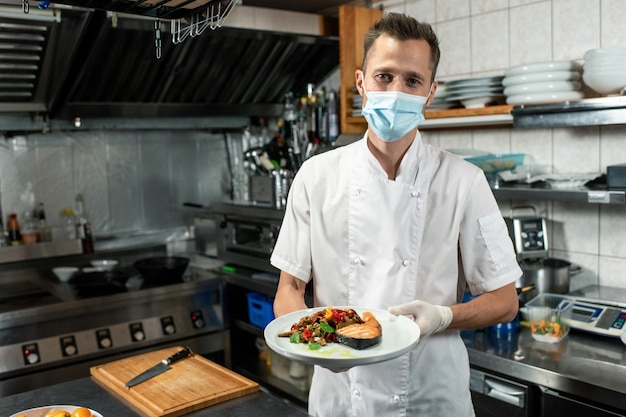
<box><xmin>0</xmin><ymin>377</ymin><xmax>309</xmax><ymax>416</ymax></box>
<box><xmin>464</xmin><ymin>326</ymin><xmax>626</xmax><ymax>411</ymax></box>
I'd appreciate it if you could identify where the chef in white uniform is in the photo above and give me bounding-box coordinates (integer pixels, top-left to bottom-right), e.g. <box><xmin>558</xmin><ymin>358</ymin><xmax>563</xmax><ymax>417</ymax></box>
<box><xmin>271</xmin><ymin>12</ymin><xmax>521</xmax><ymax>417</ymax></box>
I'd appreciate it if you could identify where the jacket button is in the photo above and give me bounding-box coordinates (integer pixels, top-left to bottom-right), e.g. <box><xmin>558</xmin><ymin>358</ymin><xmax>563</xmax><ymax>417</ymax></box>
<box><xmin>402</xmin><ymin>260</ymin><xmax>410</xmax><ymax>266</ymax></box>
<box><xmin>410</xmin><ymin>191</ymin><xmax>418</xmax><ymax>197</ymax></box>
<box><xmin>392</xmin><ymin>395</ymin><xmax>400</xmax><ymax>402</ymax></box>
<box><xmin>353</xmin><ymin>257</ymin><xmax>362</xmax><ymax>265</ymax></box>
<box><xmin>353</xmin><ymin>388</ymin><xmax>360</xmax><ymax>397</ymax></box>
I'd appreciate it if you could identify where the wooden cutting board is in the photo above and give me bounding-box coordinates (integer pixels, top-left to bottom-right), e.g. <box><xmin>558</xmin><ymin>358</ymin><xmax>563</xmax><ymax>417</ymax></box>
<box><xmin>90</xmin><ymin>346</ymin><xmax>259</xmax><ymax>417</ymax></box>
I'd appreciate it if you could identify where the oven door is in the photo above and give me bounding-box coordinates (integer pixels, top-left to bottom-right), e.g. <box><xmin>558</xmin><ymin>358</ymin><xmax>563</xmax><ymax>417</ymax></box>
<box><xmin>217</xmin><ymin>218</ymin><xmax>280</xmax><ymax>273</ymax></box>
<box><xmin>470</xmin><ymin>367</ymin><xmax>536</xmax><ymax>417</ymax></box>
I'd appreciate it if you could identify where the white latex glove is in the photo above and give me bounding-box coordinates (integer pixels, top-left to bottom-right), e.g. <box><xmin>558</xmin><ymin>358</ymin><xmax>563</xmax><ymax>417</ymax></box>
<box><xmin>388</xmin><ymin>300</ymin><xmax>453</xmax><ymax>337</ymax></box>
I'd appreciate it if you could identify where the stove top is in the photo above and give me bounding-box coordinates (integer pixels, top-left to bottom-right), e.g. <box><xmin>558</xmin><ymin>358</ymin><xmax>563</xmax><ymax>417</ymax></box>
<box><xmin>0</xmin><ymin>282</ymin><xmax>62</xmax><ymax>314</ymax></box>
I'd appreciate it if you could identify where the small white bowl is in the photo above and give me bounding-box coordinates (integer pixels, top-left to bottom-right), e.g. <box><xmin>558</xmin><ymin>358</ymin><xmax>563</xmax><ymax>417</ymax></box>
<box><xmin>90</xmin><ymin>259</ymin><xmax>119</xmax><ymax>271</ymax></box>
<box><xmin>52</xmin><ymin>267</ymin><xmax>79</xmax><ymax>282</ymax></box>
<box><xmin>582</xmin><ymin>71</ymin><xmax>626</xmax><ymax>95</ymax></box>
<box><xmin>584</xmin><ymin>47</ymin><xmax>626</xmax><ymax>61</ymax></box>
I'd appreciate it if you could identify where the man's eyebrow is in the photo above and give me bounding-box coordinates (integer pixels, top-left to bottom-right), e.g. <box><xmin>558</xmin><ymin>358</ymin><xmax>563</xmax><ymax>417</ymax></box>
<box><xmin>372</xmin><ymin>67</ymin><xmax>427</xmax><ymax>81</ymax></box>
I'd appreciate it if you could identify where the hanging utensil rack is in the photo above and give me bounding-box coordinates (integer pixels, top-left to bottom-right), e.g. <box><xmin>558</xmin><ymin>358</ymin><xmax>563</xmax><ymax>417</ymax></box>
<box><xmin>171</xmin><ymin>0</ymin><xmax>237</xmax><ymax>44</ymax></box>
<box><xmin>29</xmin><ymin>0</ymin><xmax>234</xmax><ymax>19</ymax></box>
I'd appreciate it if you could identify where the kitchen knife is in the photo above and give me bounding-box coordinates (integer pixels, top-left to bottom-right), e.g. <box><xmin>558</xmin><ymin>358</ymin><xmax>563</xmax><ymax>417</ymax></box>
<box><xmin>125</xmin><ymin>347</ymin><xmax>193</xmax><ymax>388</ymax></box>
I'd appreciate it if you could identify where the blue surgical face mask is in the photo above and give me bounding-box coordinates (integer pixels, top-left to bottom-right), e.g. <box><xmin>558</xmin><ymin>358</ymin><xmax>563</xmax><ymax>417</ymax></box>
<box><xmin>361</xmin><ymin>84</ymin><xmax>432</xmax><ymax>142</ymax></box>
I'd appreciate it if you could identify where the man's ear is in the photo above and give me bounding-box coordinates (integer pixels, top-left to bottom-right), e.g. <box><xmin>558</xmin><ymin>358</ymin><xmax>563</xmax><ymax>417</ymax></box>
<box><xmin>425</xmin><ymin>81</ymin><xmax>438</xmax><ymax>107</ymax></box>
<box><xmin>355</xmin><ymin>69</ymin><xmax>364</xmax><ymax>96</ymax></box>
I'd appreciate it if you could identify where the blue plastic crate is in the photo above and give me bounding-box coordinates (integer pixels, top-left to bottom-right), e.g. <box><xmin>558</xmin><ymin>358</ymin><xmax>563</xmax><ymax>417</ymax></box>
<box><xmin>247</xmin><ymin>292</ymin><xmax>275</xmax><ymax>328</ymax></box>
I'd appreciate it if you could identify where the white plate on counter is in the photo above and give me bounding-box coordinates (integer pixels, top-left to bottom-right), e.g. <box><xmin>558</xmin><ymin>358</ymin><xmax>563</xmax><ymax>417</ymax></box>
<box><xmin>10</xmin><ymin>405</ymin><xmax>103</xmax><ymax>417</ymax></box>
<box><xmin>264</xmin><ymin>307</ymin><xmax>420</xmax><ymax>367</ymax></box>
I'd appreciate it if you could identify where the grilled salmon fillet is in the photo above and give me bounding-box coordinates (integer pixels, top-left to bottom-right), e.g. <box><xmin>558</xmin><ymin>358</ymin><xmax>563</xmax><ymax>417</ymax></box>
<box><xmin>336</xmin><ymin>311</ymin><xmax>382</xmax><ymax>349</ymax></box>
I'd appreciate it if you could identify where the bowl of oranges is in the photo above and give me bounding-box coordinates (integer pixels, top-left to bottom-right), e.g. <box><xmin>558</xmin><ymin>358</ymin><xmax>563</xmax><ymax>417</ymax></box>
<box><xmin>10</xmin><ymin>405</ymin><xmax>101</xmax><ymax>417</ymax></box>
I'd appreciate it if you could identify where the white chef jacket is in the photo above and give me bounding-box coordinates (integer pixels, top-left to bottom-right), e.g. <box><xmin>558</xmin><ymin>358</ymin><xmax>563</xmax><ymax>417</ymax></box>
<box><xmin>270</xmin><ymin>131</ymin><xmax>522</xmax><ymax>417</ymax></box>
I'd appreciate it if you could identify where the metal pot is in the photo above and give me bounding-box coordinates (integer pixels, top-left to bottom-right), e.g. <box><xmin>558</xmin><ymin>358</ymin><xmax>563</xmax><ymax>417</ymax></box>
<box><xmin>517</xmin><ymin>258</ymin><xmax>572</xmax><ymax>303</ymax></box>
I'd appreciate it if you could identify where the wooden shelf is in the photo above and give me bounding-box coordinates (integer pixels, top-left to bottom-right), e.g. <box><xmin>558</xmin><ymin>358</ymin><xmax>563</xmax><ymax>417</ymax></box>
<box><xmin>338</xmin><ymin>5</ymin><xmax>383</xmax><ymax>135</ymax></box>
<box><xmin>422</xmin><ymin>105</ymin><xmax>514</xmax><ymax>129</ymax></box>
<box><xmin>346</xmin><ymin>105</ymin><xmax>515</xmax><ymax>131</ymax></box>
<box><xmin>425</xmin><ymin>105</ymin><xmax>514</xmax><ymax>119</ymax></box>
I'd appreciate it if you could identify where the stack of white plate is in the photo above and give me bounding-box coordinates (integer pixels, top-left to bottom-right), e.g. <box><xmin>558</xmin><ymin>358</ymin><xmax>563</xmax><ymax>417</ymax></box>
<box><xmin>503</xmin><ymin>61</ymin><xmax>584</xmax><ymax>105</ymax></box>
<box><xmin>428</xmin><ymin>82</ymin><xmax>458</xmax><ymax>110</ymax></box>
<box><xmin>443</xmin><ymin>76</ymin><xmax>505</xmax><ymax>108</ymax></box>
<box><xmin>582</xmin><ymin>47</ymin><xmax>626</xmax><ymax>96</ymax></box>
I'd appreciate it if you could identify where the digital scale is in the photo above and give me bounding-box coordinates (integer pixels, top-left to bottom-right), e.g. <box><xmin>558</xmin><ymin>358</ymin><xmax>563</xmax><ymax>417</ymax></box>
<box><xmin>563</xmin><ymin>297</ymin><xmax>626</xmax><ymax>337</ymax></box>
<box><xmin>529</xmin><ymin>286</ymin><xmax>626</xmax><ymax>338</ymax></box>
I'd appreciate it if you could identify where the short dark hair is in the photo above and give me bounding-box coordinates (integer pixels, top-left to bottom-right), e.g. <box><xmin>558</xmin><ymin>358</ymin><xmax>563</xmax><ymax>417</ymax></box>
<box><xmin>362</xmin><ymin>12</ymin><xmax>440</xmax><ymax>82</ymax></box>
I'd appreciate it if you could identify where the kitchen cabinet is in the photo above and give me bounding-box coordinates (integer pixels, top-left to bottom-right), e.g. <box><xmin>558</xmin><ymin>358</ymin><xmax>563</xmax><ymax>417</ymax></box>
<box><xmin>224</xmin><ymin>269</ymin><xmax>313</xmax><ymax>407</ymax></box>
<box><xmin>540</xmin><ymin>387</ymin><xmax>625</xmax><ymax>417</ymax></box>
<box><xmin>338</xmin><ymin>5</ymin><xmax>383</xmax><ymax>135</ymax></box>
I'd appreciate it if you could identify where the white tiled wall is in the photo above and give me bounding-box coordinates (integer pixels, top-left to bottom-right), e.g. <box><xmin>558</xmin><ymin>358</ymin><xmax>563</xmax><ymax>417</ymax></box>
<box><xmin>381</xmin><ymin>0</ymin><xmax>626</xmax><ymax>290</ymax></box>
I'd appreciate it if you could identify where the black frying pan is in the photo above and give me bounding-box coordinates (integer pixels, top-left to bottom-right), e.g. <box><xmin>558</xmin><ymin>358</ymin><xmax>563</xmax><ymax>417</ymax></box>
<box><xmin>133</xmin><ymin>256</ymin><xmax>189</xmax><ymax>284</ymax></box>
<box><xmin>70</xmin><ymin>270</ymin><xmax>130</xmax><ymax>297</ymax></box>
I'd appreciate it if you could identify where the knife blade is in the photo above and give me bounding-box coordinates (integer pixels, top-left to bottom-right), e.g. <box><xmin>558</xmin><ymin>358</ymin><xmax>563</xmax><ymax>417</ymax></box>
<box><xmin>125</xmin><ymin>347</ymin><xmax>193</xmax><ymax>388</ymax></box>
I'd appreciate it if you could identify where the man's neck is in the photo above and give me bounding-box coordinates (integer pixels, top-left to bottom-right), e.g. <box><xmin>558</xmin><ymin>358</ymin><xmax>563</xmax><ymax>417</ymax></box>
<box><xmin>366</xmin><ymin>132</ymin><xmax>415</xmax><ymax>180</ymax></box>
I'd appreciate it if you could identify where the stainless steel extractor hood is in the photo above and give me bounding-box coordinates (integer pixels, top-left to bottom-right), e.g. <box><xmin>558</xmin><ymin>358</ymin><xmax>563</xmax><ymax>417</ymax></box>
<box><xmin>0</xmin><ymin>1</ymin><xmax>355</xmax><ymax>121</ymax></box>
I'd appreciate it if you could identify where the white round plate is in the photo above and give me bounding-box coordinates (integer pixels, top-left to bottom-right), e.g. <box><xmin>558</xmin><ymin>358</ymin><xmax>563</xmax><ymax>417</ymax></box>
<box><xmin>426</xmin><ymin>102</ymin><xmax>457</xmax><ymax>110</ymax></box>
<box><xmin>503</xmin><ymin>71</ymin><xmax>581</xmax><ymax>87</ymax></box>
<box><xmin>504</xmin><ymin>80</ymin><xmax>581</xmax><ymax>97</ymax></box>
<box><xmin>506</xmin><ymin>90</ymin><xmax>584</xmax><ymax>105</ymax></box>
<box><xmin>505</xmin><ymin>61</ymin><xmax>581</xmax><ymax>77</ymax></box>
<box><xmin>445</xmin><ymin>86</ymin><xmax>504</xmax><ymax>97</ymax></box>
<box><xmin>10</xmin><ymin>405</ymin><xmax>103</xmax><ymax>417</ymax></box>
<box><xmin>460</xmin><ymin>95</ymin><xmax>506</xmax><ymax>108</ymax></box>
<box><xmin>446</xmin><ymin>90</ymin><xmax>504</xmax><ymax>101</ymax></box>
<box><xmin>264</xmin><ymin>307</ymin><xmax>420</xmax><ymax>367</ymax></box>
<box><xmin>445</xmin><ymin>76</ymin><xmax>504</xmax><ymax>88</ymax></box>
<box><xmin>445</xmin><ymin>82</ymin><xmax>503</xmax><ymax>93</ymax></box>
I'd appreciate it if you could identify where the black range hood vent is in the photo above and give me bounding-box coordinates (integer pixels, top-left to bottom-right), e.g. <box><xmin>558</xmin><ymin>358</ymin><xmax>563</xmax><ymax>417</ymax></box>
<box><xmin>0</xmin><ymin>7</ymin><xmax>339</xmax><ymax>121</ymax></box>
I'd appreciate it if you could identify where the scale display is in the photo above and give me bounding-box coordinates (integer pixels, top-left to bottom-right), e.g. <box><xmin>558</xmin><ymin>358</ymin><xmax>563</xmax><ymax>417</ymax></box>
<box><xmin>565</xmin><ymin>299</ymin><xmax>626</xmax><ymax>337</ymax></box>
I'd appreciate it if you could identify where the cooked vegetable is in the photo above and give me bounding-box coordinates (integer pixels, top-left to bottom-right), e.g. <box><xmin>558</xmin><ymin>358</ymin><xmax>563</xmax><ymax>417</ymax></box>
<box><xmin>280</xmin><ymin>307</ymin><xmax>364</xmax><ymax>349</ymax></box>
<box><xmin>531</xmin><ymin>319</ymin><xmax>565</xmax><ymax>338</ymax></box>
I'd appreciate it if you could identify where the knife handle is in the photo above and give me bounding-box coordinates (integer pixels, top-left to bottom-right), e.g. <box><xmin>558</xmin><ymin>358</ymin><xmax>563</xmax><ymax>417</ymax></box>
<box><xmin>162</xmin><ymin>346</ymin><xmax>192</xmax><ymax>365</ymax></box>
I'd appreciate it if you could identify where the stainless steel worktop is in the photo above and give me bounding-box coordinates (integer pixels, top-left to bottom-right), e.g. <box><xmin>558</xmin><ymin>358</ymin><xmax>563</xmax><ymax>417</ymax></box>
<box><xmin>464</xmin><ymin>326</ymin><xmax>626</xmax><ymax>411</ymax></box>
<box><xmin>0</xmin><ymin>377</ymin><xmax>309</xmax><ymax>417</ymax></box>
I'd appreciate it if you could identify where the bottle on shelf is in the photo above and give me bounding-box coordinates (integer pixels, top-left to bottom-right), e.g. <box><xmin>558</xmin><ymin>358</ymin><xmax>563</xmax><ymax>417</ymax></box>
<box><xmin>75</xmin><ymin>194</ymin><xmax>94</xmax><ymax>254</ymax></box>
<box><xmin>61</xmin><ymin>207</ymin><xmax>76</xmax><ymax>240</ymax></box>
<box><xmin>326</xmin><ymin>89</ymin><xmax>339</xmax><ymax>143</ymax></box>
<box><xmin>7</xmin><ymin>213</ymin><xmax>22</xmax><ymax>246</ymax></box>
<box><xmin>20</xmin><ymin>210</ymin><xmax>38</xmax><ymax>245</ymax></box>
<box><xmin>37</xmin><ymin>202</ymin><xmax>52</xmax><ymax>242</ymax></box>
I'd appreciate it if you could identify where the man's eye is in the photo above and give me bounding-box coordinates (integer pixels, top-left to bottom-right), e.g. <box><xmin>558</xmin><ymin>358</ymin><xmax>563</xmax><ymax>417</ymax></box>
<box><xmin>376</xmin><ymin>74</ymin><xmax>391</xmax><ymax>81</ymax></box>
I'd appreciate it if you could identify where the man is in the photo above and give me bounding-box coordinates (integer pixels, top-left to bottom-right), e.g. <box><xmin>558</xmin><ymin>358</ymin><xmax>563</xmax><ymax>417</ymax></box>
<box><xmin>270</xmin><ymin>12</ymin><xmax>521</xmax><ymax>416</ymax></box>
